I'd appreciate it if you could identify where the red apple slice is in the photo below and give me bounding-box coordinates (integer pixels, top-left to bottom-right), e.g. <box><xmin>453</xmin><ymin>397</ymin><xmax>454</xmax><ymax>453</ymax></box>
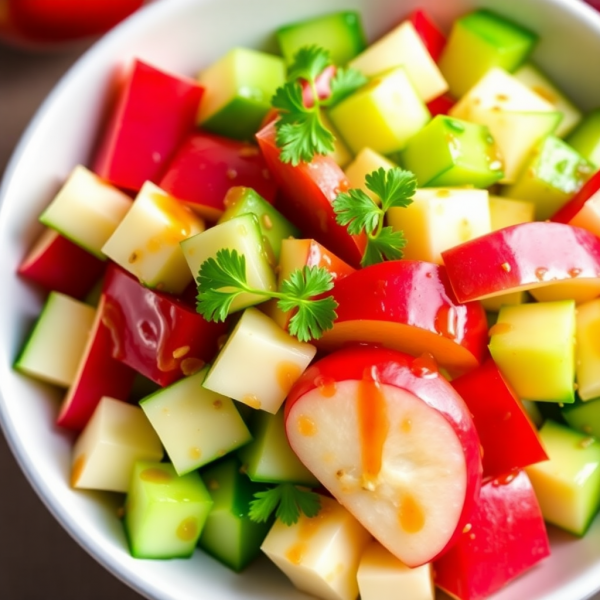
<box><xmin>434</xmin><ymin>470</ymin><xmax>550</xmax><ymax>600</ymax></box>
<box><xmin>442</xmin><ymin>221</ymin><xmax>600</xmax><ymax>304</ymax></box>
<box><xmin>315</xmin><ymin>260</ymin><xmax>488</xmax><ymax>375</ymax></box>
<box><xmin>285</xmin><ymin>346</ymin><xmax>482</xmax><ymax>568</ymax></box>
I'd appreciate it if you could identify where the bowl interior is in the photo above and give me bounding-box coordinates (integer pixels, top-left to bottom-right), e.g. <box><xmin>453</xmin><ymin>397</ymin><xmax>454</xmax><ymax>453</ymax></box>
<box><xmin>1</xmin><ymin>0</ymin><xmax>600</xmax><ymax>599</ymax></box>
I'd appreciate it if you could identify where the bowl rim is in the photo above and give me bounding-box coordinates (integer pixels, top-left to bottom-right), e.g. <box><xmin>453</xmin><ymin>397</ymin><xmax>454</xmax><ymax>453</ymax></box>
<box><xmin>1</xmin><ymin>1</ymin><xmax>600</xmax><ymax>599</ymax></box>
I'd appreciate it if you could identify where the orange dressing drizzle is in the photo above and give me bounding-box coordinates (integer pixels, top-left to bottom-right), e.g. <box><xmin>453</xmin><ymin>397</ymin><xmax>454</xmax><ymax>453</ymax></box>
<box><xmin>71</xmin><ymin>455</ymin><xmax>86</xmax><ymax>488</ymax></box>
<box><xmin>315</xmin><ymin>376</ymin><xmax>336</xmax><ymax>397</ymax></box>
<box><xmin>140</xmin><ymin>468</ymin><xmax>173</xmax><ymax>484</ymax></box>
<box><xmin>176</xmin><ymin>517</ymin><xmax>199</xmax><ymax>542</ymax></box>
<box><xmin>410</xmin><ymin>353</ymin><xmax>439</xmax><ymax>378</ymax></box>
<box><xmin>398</xmin><ymin>492</ymin><xmax>425</xmax><ymax>533</ymax></box>
<box><xmin>488</xmin><ymin>322</ymin><xmax>513</xmax><ymax>336</ymax></box>
<box><xmin>276</xmin><ymin>361</ymin><xmax>302</xmax><ymax>394</ymax></box>
<box><xmin>297</xmin><ymin>415</ymin><xmax>317</xmax><ymax>437</ymax></box>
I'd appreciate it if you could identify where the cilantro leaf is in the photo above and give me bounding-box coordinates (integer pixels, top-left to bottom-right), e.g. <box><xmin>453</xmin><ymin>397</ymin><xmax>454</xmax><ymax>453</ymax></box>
<box><xmin>365</xmin><ymin>167</ymin><xmax>417</xmax><ymax>212</ymax></box>
<box><xmin>249</xmin><ymin>484</ymin><xmax>321</xmax><ymax>526</ymax></box>
<box><xmin>195</xmin><ymin>249</ymin><xmax>338</xmax><ymax>341</ymax></box>
<box><xmin>324</xmin><ymin>67</ymin><xmax>368</xmax><ymax>107</ymax></box>
<box><xmin>287</xmin><ymin>46</ymin><xmax>331</xmax><ymax>83</ymax></box>
<box><xmin>332</xmin><ymin>167</ymin><xmax>417</xmax><ymax>267</ymax></box>
<box><xmin>333</xmin><ymin>189</ymin><xmax>381</xmax><ymax>236</ymax></box>
<box><xmin>276</xmin><ymin>114</ymin><xmax>335</xmax><ymax>166</ymax></box>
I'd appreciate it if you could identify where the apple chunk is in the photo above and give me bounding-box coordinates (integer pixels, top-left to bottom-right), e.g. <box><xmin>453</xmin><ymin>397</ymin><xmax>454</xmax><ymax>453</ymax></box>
<box><xmin>285</xmin><ymin>346</ymin><xmax>482</xmax><ymax>568</ymax></box>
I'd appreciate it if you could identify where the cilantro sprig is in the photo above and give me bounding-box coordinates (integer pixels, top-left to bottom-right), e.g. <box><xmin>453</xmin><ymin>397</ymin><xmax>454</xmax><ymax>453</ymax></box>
<box><xmin>249</xmin><ymin>483</ymin><xmax>321</xmax><ymax>526</ymax></box>
<box><xmin>196</xmin><ymin>248</ymin><xmax>338</xmax><ymax>342</ymax></box>
<box><xmin>272</xmin><ymin>46</ymin><xmax>367</xmax><ymax>165</ymax></box>
<box><xmin>333</xmin><ymin>167</ymin><xmax>417</xmax><ymax>267</ymax></box>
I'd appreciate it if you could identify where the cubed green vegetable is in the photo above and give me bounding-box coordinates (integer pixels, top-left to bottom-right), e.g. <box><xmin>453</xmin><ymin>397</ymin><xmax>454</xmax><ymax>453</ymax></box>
<box><xmin>400</xmin><ymin>115</ymin><xmax>503</xmax><ymax>188</ymax></box>
<box><xmin>562</xmin><ymin>397</ymin><xmax>600</xmax><ymax>439</ymax></box>
<box><xmin>567</xmin><ymin>108</ymin><xmax>600</xmax><ymax>168</ymax></box>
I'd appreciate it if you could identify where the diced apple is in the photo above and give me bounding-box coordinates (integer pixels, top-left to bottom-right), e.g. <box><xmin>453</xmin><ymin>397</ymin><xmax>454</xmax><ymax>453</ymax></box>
<box><xmin>18</xmin><ymin>228</ymin><xmax>106</xmax><ymax>300</ymax></box>
<box><xmin>488</xmin><ymin>195</ymin><xmax>535</xmax><ymax>230</ymax></box>
<box><xmin>316</xmin><ymin>261</ymin><xmax>488</xmax><ymax>375</ymax></box>
<box><xmin>71</xmin><ymin>396</ymin><xmax>163</xmax><ymax>492</ymax></box>
<box><xmin>348</xmin><ymin>20</ymin><xmax>448</xmax><ymax>102</ymax></box>
<box><xmin>344</xmin><ymin>148</ymin><xmax>397</xmax><ymax>203</ymax></box>
<box><xmin>261</xmin><ymin>495</ymin><xmax>372</xmax><ymax>600</ymax></box>
<box><xmin>574</xmin><ymin>298</ymin><xmax>600</xmax><ymax>401</ymax></box>
<box><xmin>102</xmin><ymin>181</ymin><xmax>205</xmax><ymax>294</ymax></box>
<box><xmin>14</xmin><ymin>292</ymin><xmax>96</xmax><ymax>388</ymax></box>
<box><xmin>357</xmin><ymin>541</ymin><xmax>434</xmax><ymax>600</ymax></box>
<box><xmin>93</xmin><ymin>59</ymin><xmax>203</xmax><ymax>191</ymax></box>
<box><xmin>442</xmin><ymin>222</ymin><xmax>600</xmax><ymax>304</ymax></box>
<box><xmin>203</xmin><ymin>308</ymin><xmax>316</xmax><ymax>414</ymax></box>
<box><xmin>387</xmin><ymin>187</ymin><xmax>491</xmax><ymax>264</ymax></box>
<box><xmin>409</xmin><ymin>9</ymin><xmax>446</xmax><ymax>63</ymax></box>
<box><xmin>526</xmin><ymin>420</ymin><xmax>600</xmax><ymax>535</ymax></box>
<box><xmin>434</xmin><ymin>470</ymin><xmax>550</xmax><ymax>600</ymax></box>
<box><xmin>488</xmin><ymin>300</ymin><xmax>576</xmax><ymax>403</ymax></box>
<box><xmin>551</xmin><ymin>169</ymin><xmax>600</xmax><ymax>234</ymax></box>
<box><xmin>140</xmin><ymin>367</ymin><xmax>251</xmax><ymax>475</ymax></box>
<box><xmin>328</xmin><ymin>67</ymin><xmax>430</xmax><ymax>155</ymax></box>
<box><xmin>181</xmin><ymin>213</ymin><xmax>276</xmax><ymax>313</ymax></box>
<box><xmin>285</xmin><ymin>346</ymin><xmax>482</xmax><ymax>567</ymax></box>
<box><xmin>39</xmin><ymin>165</ymin><xmax>132</xmax><ymax>259</ymax></box>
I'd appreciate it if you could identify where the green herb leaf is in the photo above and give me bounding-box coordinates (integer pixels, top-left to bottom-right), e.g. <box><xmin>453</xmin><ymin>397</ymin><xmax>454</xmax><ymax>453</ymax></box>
<box><xmin>287</xmin><ymin>46</ymin><xmax>331</xmax><ymax>83</ymax></box>
<box><xmin>249</xmin><ymin>484</ymin><xmax>321</xmax><ymax>526</ymax></box>
<box><xmin>332</xmin><ymin>167</ymin><xmax>417</xmax><ymax>267</ymax></box>
<box><xmin>196</xmin><ymin>249</ymin><xmax>338</xmax><ymax>341</ymax></box>
<box><xmin>325</xmin><ymin>67</ymin><xmax>368</xmax><ymax>107</ymax></box>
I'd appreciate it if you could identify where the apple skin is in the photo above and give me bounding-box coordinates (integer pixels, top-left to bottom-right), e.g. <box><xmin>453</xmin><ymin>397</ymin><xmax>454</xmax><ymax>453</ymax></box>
<box><xmin>451</xmin><ymin>359</ymin><xmax>548</xmax><ymax>482</ymax></box>
<box><xmin>255</xmin><ymin>121</ymin><xmax>367</xmax><ymax>268</ymax></box>
<box><xmin>434</xmin><ymin>470</ymin><xmax>550</xmax><ymax>600</ymax></box>
<box><xmin>551</xmin><ymin>168</ymin><xmax>600</xmax><ymax>225</ymax></box>
<box><xmin>409</xmin><ymin>8</ymin><xmax>447</xmax><ymax>63</ymax></box>
<box><xmin>441</xmin><ymin>221</ymin><xmax>600</xmax><ymax>303</ymax></box>
<box><xmin>315</xmin><ymin>260</ymin><xmax>488</xmax><ymax>375</ymax></box>
<box><xmin>285</xmin><ymin>345</ymin><xmax>482</xmax><ymax>567</ymax></box>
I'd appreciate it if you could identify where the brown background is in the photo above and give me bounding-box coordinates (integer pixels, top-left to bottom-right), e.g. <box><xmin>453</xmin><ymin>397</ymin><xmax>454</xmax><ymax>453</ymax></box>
<box><xmin>0</xmin><ymin>41</ymin><xmax>143</xmax><ymax>600</ymax></box>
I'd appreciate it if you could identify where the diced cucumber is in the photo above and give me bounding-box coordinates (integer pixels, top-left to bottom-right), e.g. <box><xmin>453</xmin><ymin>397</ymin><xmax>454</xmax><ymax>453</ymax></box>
<box><xmin>387</xmin><ymin>188</ymin><xmax>491</xmax><ymax>265</ymax></box>
<box><xmin>140</xmin><ymin>367</ymin><xmax>252</xmax><ymax>475</ymax></box>
<box><xmin>328</xmin><ymin>67</ymin><xmax>430</xmax><ymax>156</ymax></box>
<box><xmin>14</xmin><ymin>292</ymin><xmax>96</xmax><ymax>388</ymax></box>
<box><xmin>203</xmin><ymin>308</ymin><xmax>316</xmax><ymax>415</ymax></box>
<box><xmin>513</xmin><ymin>63</ymin><xmax>582</xmax><ymax>137</ymax></box>
<box><xmin>488</xmin><ymin>301</ymin><xmax>576</xmax><ymax>403</ymax></box>
<box><xmin>277</xmin><ymin>11</ymin><xmax>366</xmax><ymax>66</ymax></box>
<box><xmin>197</xmin><ymin>48</ymin><xmax>285</xmax><ymax>141</ymax></box>
<box><xmin>218</xmin><ymin>187</ymin><xmax>300</xmax><ymax>261</ymax></box>
<box><xmin>102</xmin><ymin>181</ymin><xmax>205</xmax><ymax>294</ymax></box>
<box><xmin>562</xmin><ymin>397</ymin><xmax>600</xmax><ymax>438</ymax></box>
<box><xmin>400</xmin><ymin>115</ymin><xmax>503</xmax><ymax>188</ymax></box>
<box><xmin>349</xmin><ymin>20</ymin><xmax>447</xmax><ymax>103</ymax></box>
<box><xmin>502</xmin><ymin>135</ymin><xmax>595</xmax><ymax>220</ymax></box>
<box><xmin>71</xmin><ymin>396</ymin><xmax>163</xmax><ymax>493</ymax></box>
<box><xmin>238</xmin><ymin>409</ymin><xmax>318</xmax><ymax>486</ymax></box>
<box><xmin>124</xmin><ymin>461</ymin><xmax>213</xmax><ymax>559</ymax></box>
<box><xmin>525</xmin><ymin>420</ymin><xmax>600</xmax><ymax>536</ymax></box>
<box><xmin>181</xmin><ymin>213</ymin><xmax>276</xmax><ymax>313</ymax></box>
<box><xmin>567</xmin><ymin>108</ymin><xmax>600</xmax><ymax>168</ymax></box>
<box><xmin>449</xmin><ymin>67</ymin><xmax>561</xmax><ymax>183</ymax></box>
<box><xmin>199</xmin><ymin>457</ymin><xmax>270</xmax><ymax>571</ymax></box>
<box><xmin>439</xmin><ymin>8</ymin><xmax>537</xmax><ymax>98</ymax></box>
<box><xmin>39</xmin><ymin>165</ymin><xmax>132</xmax><ymax>260</ymax></box>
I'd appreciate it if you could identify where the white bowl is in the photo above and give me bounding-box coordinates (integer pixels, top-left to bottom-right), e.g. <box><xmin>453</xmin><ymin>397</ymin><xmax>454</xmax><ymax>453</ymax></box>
<box><xmin>1</xmin><ymin>0</ymin><xmax>600</xmax><ymax>599</ymax></box>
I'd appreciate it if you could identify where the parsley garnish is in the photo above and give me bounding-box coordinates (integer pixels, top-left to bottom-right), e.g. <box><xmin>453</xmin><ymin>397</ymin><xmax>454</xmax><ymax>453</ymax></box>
<box><xmin>272</xmin><ymin>46</ymin><xmax>367</xmax><ymax>165</ymax></box>
<box><xmin>196</xmin><ymin>248</ymin><xmax>338</xmax><ymax>342</ymax></box>
<box><xmin>333</xmin><ymin>167</ymin><xmax>417</xmax><ymax>267</ymax></box>
<box><xmin>248</xmin><ymin>483</ymin><xmax>321</xmax><ymax>526</ymax></box>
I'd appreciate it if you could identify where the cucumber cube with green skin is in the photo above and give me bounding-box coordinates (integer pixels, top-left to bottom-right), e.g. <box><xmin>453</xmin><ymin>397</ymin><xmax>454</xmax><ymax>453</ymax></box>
<box><xmin>525</xmin><ymin>420</ymin><xmax>600</xmax><ymax>536</ymax></box>
<box><xmin>218</xmin><ymin>187</ymin><xmax>300</xmax><ymax>261</ymax></box>
<box><xmin>124</xmin><ymin>461</ymin><xmax>213</xmax><ymax>559</ymax></box>
<box><xmin>140</xmin><ymin>367</ymin><xmax>252</xmax><ymax>475</ymax></box>
<box><xmin>199</xmin><ymin>457</ymin><xmax>271</xmax><ymax>571</ymax></box>
<box><xmin>502</xmin><ymin>135</ymin><xmax>595</xmax><ymax>220</ymax></box>
<box><xmin>277</xmin><ymin>11</ymin><xmax>366</xmax><ymax>66</ymax></box>
<box><xmin>488</xmin><ymin>300</ymin><xmax>576</xmax><ymax>403</ymax></box>
<box><xmin>238</xmin><ymin>408</ymin><xmax>318</xmax><ymax>486</ymax></box>
<box><xmin>39</xmin><ymin>165</ymin><xmax>132</xmax><ymax>260</ymax></box>
<box><xmin>14</xmin><ymin>292</ymin><xmax>96</xmax><ymax>388</ymax></box>
<box><xmin>203</xmin><ymin>307</ymin><xmax>317</xmax><ymax>415</ymax></box>
<box><xmin>439</xmin><ymin>9</ymin><xmax>537</xmax><ymax>99</ymax></box>
<box><xmin>400</xmin><ymin>115</ymin><xmax>504</xmax><ymax>188</ymax></box>
<box><xmin>562</xmin><ymin>397</ymin><xmax>600</xmax><ymax>438</ymax></box>
<box><xmin>181</xmin><ymin>213</ymin><xmax>276</xmax><ymax>314</ymax></box>
<box><xmin>513</xmin><ymin>63</ymin><xmax>582</xmax><ymax>138</ymax></box>
<box><xmin>567</xmin><ymin>109</ymin><xmax>600</xmax><ymax>168</ymax></box>
<box><xmin>197</xmin><ymin>48</ymin><xmax>285</xmax><ymax>141</ymax></box>
<box><xmin>328</xmin><ymin>67</ymin><xmax>430</xmax><ymax>156</ymax></box>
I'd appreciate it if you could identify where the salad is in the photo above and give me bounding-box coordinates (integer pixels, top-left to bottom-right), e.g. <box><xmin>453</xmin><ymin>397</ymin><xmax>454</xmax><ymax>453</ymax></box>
<box><xmin>11</xmin><ymin>4</ymin><xmax>600</xmax><ymax>600</ymax></box>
